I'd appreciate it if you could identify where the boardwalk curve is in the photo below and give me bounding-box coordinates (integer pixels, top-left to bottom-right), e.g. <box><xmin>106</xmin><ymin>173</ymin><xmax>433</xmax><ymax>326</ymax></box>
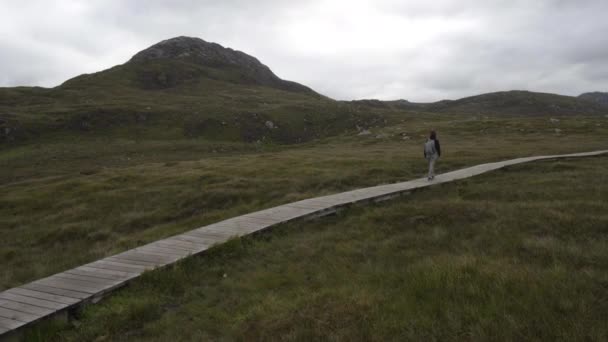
<box><xmin>1</xmin><ymin>150</ymin><xmax>607</xmax><ymax>338</ymax></box>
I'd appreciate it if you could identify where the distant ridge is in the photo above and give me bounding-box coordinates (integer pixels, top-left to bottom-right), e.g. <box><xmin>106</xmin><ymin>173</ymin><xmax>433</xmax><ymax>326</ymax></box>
<box><xmin>578</xmin><ymin>92</ymin><xmax>608</xmax><ymax>106</ymax></box>
<box><xmin>349</xmin><ymin>90</ymin><xmax>608</xmax><ymax>116</ymax></box>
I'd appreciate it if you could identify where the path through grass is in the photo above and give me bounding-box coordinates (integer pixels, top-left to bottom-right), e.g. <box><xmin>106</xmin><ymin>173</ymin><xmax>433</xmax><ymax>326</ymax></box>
<box><xmin>33</xmin><ymin>156</ymin><xmax>608</xmax><ymax>341</ymax></box>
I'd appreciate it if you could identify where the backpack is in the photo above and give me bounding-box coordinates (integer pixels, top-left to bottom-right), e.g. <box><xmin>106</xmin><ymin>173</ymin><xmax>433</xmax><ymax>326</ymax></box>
<box><xmin>424</xmin><ymin>139</ymin><xmax>436</xmax><ymax>158</ymax></box>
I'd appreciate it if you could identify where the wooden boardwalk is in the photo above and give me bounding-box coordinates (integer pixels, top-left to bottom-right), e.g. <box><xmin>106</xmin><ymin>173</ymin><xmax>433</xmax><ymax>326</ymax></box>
<box><xmin>1</xmin><ymin>150</ymin><xmax>606</xmax><ymax>338</ymax></box>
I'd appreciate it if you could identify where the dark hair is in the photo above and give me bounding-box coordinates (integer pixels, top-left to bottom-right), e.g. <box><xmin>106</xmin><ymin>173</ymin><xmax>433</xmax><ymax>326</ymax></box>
<box><xmin>430</xmin><ymin>130</ymin><xmax>437</xmax><ymax>140</ymax></box>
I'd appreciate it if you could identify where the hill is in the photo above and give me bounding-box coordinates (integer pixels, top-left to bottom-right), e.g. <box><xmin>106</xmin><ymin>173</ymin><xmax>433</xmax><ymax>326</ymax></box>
<box><xmin>578</xmin><ymin>92</ymin><xmax>608</xmax><ymax>106</ymax></box>
<box><xmin>2</xmin><ymin>37</ymin><xmax>607</xmax><ymax>145</ymax></box>
<box><xmin>345</xmin><ymin>91</ymin><xmax>608</xmax><ymax>116</ymax></box>
<box><xmin>63</xmin><ymin>37</ymin><xmax>316</xmax><ymax>95</ymax></box>
<box><xmin>429</xmin><ymin>90</ymin><xmax>608</xmax><ymax>115</ymax></box>
<box><xmin>0</xmin><ymin>37</ymin><xmax>385</xmax><ymax>144</ymax></box>
<box><xmin>378</xmin><ymin>91</ymin><xmax>608</xmax><ymax>116</ymax></box>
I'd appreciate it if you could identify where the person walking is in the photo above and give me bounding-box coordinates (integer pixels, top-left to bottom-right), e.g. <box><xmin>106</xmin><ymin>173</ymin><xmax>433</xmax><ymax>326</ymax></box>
<box><xmin>424</xmin><ymin>130</ymin><xmax>441</xmax><ymax>181</ymax></box>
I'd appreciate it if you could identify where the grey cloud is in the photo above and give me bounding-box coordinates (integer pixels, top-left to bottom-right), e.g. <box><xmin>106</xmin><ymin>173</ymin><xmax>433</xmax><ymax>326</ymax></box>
<box><xmin>1</xmin><ymin>0</ymin><xmax>606</xmax><ymax>101</ymax></box>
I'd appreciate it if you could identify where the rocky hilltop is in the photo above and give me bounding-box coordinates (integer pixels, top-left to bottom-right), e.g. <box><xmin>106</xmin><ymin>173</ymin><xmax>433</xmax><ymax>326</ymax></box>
<box><xmin>124</xmin><ymin>36</ymin><xmax>315</xmax><ymax>94</ymax></box>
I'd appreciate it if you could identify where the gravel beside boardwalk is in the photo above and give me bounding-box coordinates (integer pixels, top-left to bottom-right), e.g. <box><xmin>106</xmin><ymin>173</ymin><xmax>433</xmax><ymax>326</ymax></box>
<box><xmin>1</xmin><ymin>150</ymin><xmax>606</xmax><ymax>339</ymax></box>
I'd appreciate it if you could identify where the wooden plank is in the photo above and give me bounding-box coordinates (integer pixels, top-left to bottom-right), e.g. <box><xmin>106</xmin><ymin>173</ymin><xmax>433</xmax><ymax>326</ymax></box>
<box><xmin>173</xmin><ymin>234</ymin><xmax>221</xmax><ymax>245</ymax></box>
<box><xmin>0</xmin><ymin>316</ymin><xmax>25</xmax><ymax>330</ymax></box>
<box><xmin>76</xmin><ymin>266</ymin><xmax>138</xmax><ymax>279</ymax></box>
<box><xmin>193</xmin><ymin>223</ymin><xmax>247</xmax><ymax>233</ymax></box>
<box><xmin>21</xmin><ymin>283</ymin><xmax>90</xmax><ymax>300</ymax></box>
<box><xmin>0</xmin><ymin>299</ymin><xmax>53</xmax><ymax>316</ymax></box>
<box><xmin>112</xmin><ymin>251</ymin><xmax>175</xmax><ymax>265</ymax></box>
<box><xmin>34</xmin><ymin>278</ymin><xmax>104</xmax><ymax>295</ymax></box>
<box><xmin>183</xmin><ymin>232</ymin><xmax>233</xmax><ymax>243</ymax></box>
<box><xmin>210</xmin><ymin>219</ymin><xmax>271</xmax><ymax>231</ymax></box>
<box><xmin>161</xmin><ymin>237</ymin><xmax>208</xmax><ymax>248</ymax></box>
<box><xmin>53</xmin><ymin>272</ymin><xmax>119</xmax><ymax>287</ymax></box>
<box><xmin>153</xmin><ymin>241</ymin><xmax>199</xmax><ymax>252</ymax></box>
<box><xmin>130</xmin><ymin>249</ymin><xmax>186</xmax><ymax>261</ymax></box>
<box><xmin>135</xmin><ymin>246</ymin><xmax>190</xmax><ymax>257</ymax></box>
<box><xmin>6</xmin><ymin>288</ymin><xmax>78</xmax><ymax>306</ymax></box>
<box><xmin>121</xmin><ymin>250</ymin><xmax>180</xmax><ymax>262</ymax></box>
<box><xmin>85</xmin><ymin>261</ymin><xmax>148</xmax><ymax>274</ymax></box>
<box><xmin>106</xmin><ymin>256</ymin><xmax>161</xmax><ymax>268</ymax></box>
<box><xmin>0</xmin><ymin>306</ymin><xmax>40</xmax><ymax>323</ymax></box>
<box><xmin>285</xmin><ymin>202</ymin><xmax>328</xmax><ymax>210</ymax></box>
<box><xmin>0</xmin><ymin>292</ymin><xmax>67</xmax><ymax>311</ymax></box>
<box><xmin>183</xmin><ymin>229</ymin><xmax>229</xmax><ymax>239</ymax></box>
<box><xmin>294</xmin><ymin>197</ymin><xmax>340</xmax><ymax>206</ymax></box>
<box><xmin>94</xmin><ymin>260</ymin><xmax>154</xmax><ymax>272</ymax></box>
<box><xmin>183</xmin><ymin>230</ymin><xmax>231</xmax><ymax>242</ymax></box>
<box><xmin>241</xmin><ymin>214</ymin><xmax>282</xmax><ymax>224</ymax></box>
<box><xmin>0</xmin><ymin>326</ymin><xmax>9</xmax><ymax>334</ymax></box>
<box><xmin>66</xmin><ymin>268</ymin><xmax>130</xmax><ymax>281</ymax></box>
<box><xmin>154</xmin><ymin>241</ymin><xmax>204</xmax><ymax>253</ymax></box>
<box><xmin>197</xmin><ymin>224</ymin><xmax>258</xmax><ymax>235</ymax></box>
<box><xmin>205</xmin><ymin>221</ymin><xmax>262</xmax><ymax>231</ymax></box>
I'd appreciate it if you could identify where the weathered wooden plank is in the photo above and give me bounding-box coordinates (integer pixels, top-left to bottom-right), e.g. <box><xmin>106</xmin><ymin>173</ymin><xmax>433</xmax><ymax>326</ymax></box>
<box><xmin>194</xmin><ymin>227</ymin><xmax>242</xmax><ymax>236</ymax></box>
<box><xmin>66</xmin><ymin>268</ymin><xmax>131</xmax><ymax>281</ymax></box>
<box><xmin>160</xmin><ymin>237</ymin><xmax>209</xmax><ymax>248</ymax></box>
<box><xmin>0</xmin><ymin>316</ymin><xmax>25</xmax><ymax>330</ymax></box>
<box><xmin>106</xmin><ymin>256</ymin><xmax>161</xmax><ymax>268</ymax></box>
<box><xmin>201</xmin><ymin>221</ymin><xmax>264</xmax><ymax>233</ymax></box>
<box><xmin>212</xmin><ymin>217</ymin><xmax>274</xmax><ymax>229</ymax></box>
<box><xmin>0</xmin><ymin>299</ymin><xmax>54</xmax><ymax>316</ymax></box>
<box><xmin>253</xmin><ymin>206</ymin><xmax>318</xmax><ymax>219</ymax></box>
<box><xmin>154</xmin><ymin>242</ymin><xmax>203</xmax><ymax>254</ymax></box>
<box><xmin>76</xmin><ymin>266</ymin><xmax>138</xmax><ymax>279</ymax></box>
<box><xmin>119</xmin><ymin>250</ymin><xmax>178</xmax><ymax>265</ymax></box>
<box><xmin>0</xmin><ymin>292</ymin><xmax>67</xmax><ymax>311</ymax></box>
<box><xmin>198</xmin><ymin>225</ymin><xmax>263</xmax><ymax>236</ymax></box>
<box><xmin>183</xmin><ymin>230</ymin><xmax>232</xmax><ymax>242</ymax></box>
<box><xmin>173</xmin><ymin>234</ymin><xmax>222</xmax><ymax>245</ymax></box>
<box><xmin>113</xmin><ymin>251</ymin><xmax>175</xmax><ymax>265</ymax></box>
<box><xmin>0</xmin><ymin>307</ymin><xmax>40</xmax><ymax>323</ymax></box>
<box><xmin>285</xmin><ymin>202</ymin><xmax>329</xmax><ymax>210</ymax></box>
<box><xmin>206</xmin><ymin>220</ymin><xmax>266</xmax><ymax>231</ymax></box>
<box><xmin>153</xmin><ymin>241</ymin><xmax>200</xmax><ymax>252</ymax></box>
<box><xmin>6</xmin><ymin>288</ymin><xmax>79</xmax><ymax>306</ymax></box>
<box><xmin>135</xmin><ymin>245</ymin><xmax>190</xmax><ymax>257</ymax></box>
<box><xmin>93</xmin><ymin>260</ymin><xmax>154</xmax><ymax>272</ymax></box>
<box><xmin>21</xmin><ymin>283</ymin><xmax>91</xmax><ymax>300</ymax></box>
<box><xmin>192</xmin><ymin>223</ymin><xmax>243</xmax><ymax>234</ymax></box>
<box><xmin>34</xmin><ymin>278</ymin><xmax>105</xmax><ymax>295</ymax></box>
<box><xmin>255</xmin><ymin>211</ymin><xmax>307</xmax><ymax>223</ymax></box>
<box><xmin>240</xmin><ymin>214</ymin><xmax>283</xmax><ymax>224</ymax></box>
<box><xmin>85</xmin><ymin>261</ymin><xmax>148</xmax><ymax>274</ymax></box>
<box><xmin>54</xmin><ymin>272</ymin><xmax>123</xmax><ymax>286</ymax></box>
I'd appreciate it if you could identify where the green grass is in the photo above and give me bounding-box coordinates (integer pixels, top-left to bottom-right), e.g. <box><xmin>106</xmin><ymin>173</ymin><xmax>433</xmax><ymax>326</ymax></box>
<box><xmin>3</xmin><ymin>42</ymin><xmax>607</xmax><ymax>340</ymax></box>
<box><xmin>1</xmin><ymin>114</ymin><xmax>607</xmax><ymax>290</ymax></box>
<box><xmin>27</xmin><ymin>155</ymin><xmax>608</xmax><ymax>341</ymax></box>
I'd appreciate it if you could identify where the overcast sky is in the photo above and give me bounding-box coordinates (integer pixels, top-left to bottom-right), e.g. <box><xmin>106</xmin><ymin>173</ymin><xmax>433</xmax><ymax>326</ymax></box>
<box><xmin>1</xmin><ymin>0</ymin><xmax>607</xmax><ymax>101</ymax></box>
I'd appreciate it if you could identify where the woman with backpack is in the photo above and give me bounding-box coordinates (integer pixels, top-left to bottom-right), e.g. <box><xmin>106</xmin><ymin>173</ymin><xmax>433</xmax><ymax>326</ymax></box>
<box><xmin>424</xmin><ymin>130</ymin><xmax>441</xmax><ymax>181</ymax></box>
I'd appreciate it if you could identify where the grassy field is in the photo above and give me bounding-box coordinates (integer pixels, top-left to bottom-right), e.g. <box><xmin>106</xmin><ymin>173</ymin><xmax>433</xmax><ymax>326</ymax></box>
<box><xmin>24</xmin><ymin>154</ymin><xmax>608</xmax><ymax>341</ymax></box>
<box><xmin>3</xmin><ymin>37</ymin><xmax>607</xmax><ymax>340</ymax></box>
<box><xmin>2</xmin><ymin>114</ymin><xmax>607</xmax><ymax>291</ymax></box>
